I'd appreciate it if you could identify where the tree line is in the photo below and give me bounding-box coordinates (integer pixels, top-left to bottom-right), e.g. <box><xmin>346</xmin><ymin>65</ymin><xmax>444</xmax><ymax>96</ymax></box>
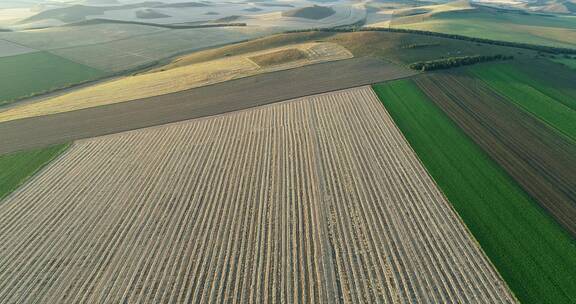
<box><xmin>409</xmin><ymin>54</ymin><xmax>513</xmax><ymax>71</ymax></box>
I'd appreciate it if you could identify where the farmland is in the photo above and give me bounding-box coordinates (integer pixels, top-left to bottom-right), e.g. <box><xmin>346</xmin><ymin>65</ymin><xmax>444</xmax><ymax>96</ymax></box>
<box><xmin>0</xmin><ymin>57</ymin><xmax>416</xmax><ymax>155</ymax></box>
<box><xmin>415</xmin><ymin>71</ymin><xmax>576</xmax><ymax>237</ymax></box>
<box><xmin>0</xmin><ymin>29</ymin><xmax>536</xmax><ymax>110</ymax></box>
<box><xmin>0</xmin><ymin>144</ymin><xmax>69</xmax><ymax>201</ymax></box>
<box><xmin>373</xmin><ymin>79</ymin><xmax>576</xmax><ymax>304</ymax></box>
<box><xmin>392</xmin><ymin>6</ymin><xmax>576</xmax><ymax>48</ymax></box>
<box><xmin>0</xmin><ymin>39</ymin><xmax>36</xmax><ymax>57</ymax></box>
<box><xmin>0</xmin><ymin>42</ymin><xmax>352</xmax><ymax>122</ymax></box>
<box><xmin>0</xmin><ymin>52</ymin><xmax>105</xmax><ymax>105</ymax></box>
<box><xmin>48</xmin><ymin>27</ymin><xmax>268</xmax><ymax>73</ymax></box>
<box><xmin>325</xmin><ymin>30</ymin><xmax>537</xmax><ymax>66</ymax></box>
<box><xmin>0</xmin><ymin>23</ymin><xmax>166</xmax><ymax>50</ymax></box>
<box><xmin>469</xmin><ymin>63</ymin><xmax>576</xmax><ymax>141</ymax></box>
<box><xmin>0</xmin><ymin>87</ymin><xmax>514</xmax><ymax>303</ymax></box>
<box><xmin>2</xmin><ymin>1</ymin><xmax>576</xmax><ymax>303</ymax></box>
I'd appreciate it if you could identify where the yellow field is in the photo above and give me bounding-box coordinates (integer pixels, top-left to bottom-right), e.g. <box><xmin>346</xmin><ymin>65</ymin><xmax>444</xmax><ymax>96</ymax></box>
<box><xmin>0</xmin><ymin>42</ymin><xmax>351</xmax><ymax>123</ymax></box>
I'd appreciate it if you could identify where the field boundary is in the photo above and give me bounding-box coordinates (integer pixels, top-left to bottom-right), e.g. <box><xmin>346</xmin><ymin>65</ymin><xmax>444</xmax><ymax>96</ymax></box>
<box><xmin>370</xmin><ymin>86</ymin><xmax>519</xmax><ymax>302</ymax></box>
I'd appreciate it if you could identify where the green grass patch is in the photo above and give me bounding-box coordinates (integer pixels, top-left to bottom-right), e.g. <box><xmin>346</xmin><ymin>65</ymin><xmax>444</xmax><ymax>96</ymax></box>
<box><xmin>469</xmin><ymin>63</ymin><xmax>576</xmax><ymax>142</ymax></box>
<box><xmin>0</xmin><ymin>52</ymin><xmax>105</xmax><ymax>105</ymax></box>
<box><xmin>373</xmin><ymin>79</ymin><xmax>576</xmax><ymax>304</ymax></box>
<box><xmin>0</xmin><ymin>144</ymin><xmax>70</xmax><ymax>201</ymax></box>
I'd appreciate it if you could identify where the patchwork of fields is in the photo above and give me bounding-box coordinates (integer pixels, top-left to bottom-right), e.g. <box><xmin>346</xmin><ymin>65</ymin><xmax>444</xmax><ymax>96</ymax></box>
<box><xmin>373</xmin><ymin>79</ymin><xmax>576</xmax><ymax>304</ymax></box>
<box><xmin>0</xmin><ymin>57</ymin><xmax>415</xmax><ymax>155</ymax></box>
<box><xmin>0</xmin><ymin>87</ymin><xmax>514</xmax><ymax>303</ymax></box>
<box><xmin>48</xmin><ymin>27</ymin><xmax>268</xmax><ymax>72</ymax></box>
<box><xmin>469</xmin><ymin>63</ymin><xmax>576</xmax><ymax>142</ymax></box>
<box><xmin>2</xmin><ymin>2</ymin><xmax>576</xmax><ymax>303</ymax></box>
<box><xmin>0</xmin><ymin>42</ymin><xmax>352</xmax><ymax>122</ymax></box>
<box><xmin>415</xmin><ymin>72</ymin><xmax>576</xmax><ymax>237</ymax></box>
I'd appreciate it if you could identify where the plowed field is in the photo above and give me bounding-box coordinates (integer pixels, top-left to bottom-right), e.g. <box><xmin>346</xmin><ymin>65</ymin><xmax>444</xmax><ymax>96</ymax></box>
<box><xmin>415</xmin><ymin>72</ymin><xmax>576</xmax><ymax>237</ymax></box>
<box><xmin>0</xmin><ymin>87</ymin><xmax>514</xmax><ymax>303</ymax></box>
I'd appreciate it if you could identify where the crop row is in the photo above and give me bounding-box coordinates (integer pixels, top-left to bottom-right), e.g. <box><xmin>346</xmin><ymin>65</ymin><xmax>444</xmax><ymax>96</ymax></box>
<box><xmin>0</xmin><ymin>87</ymin><xmax>513</xmax><ymax>303</ymax></box>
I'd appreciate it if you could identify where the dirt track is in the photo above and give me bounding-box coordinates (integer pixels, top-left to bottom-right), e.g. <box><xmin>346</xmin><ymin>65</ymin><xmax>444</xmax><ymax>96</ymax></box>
<box><xmin>416</xmin><ymin>72</ymin><xmax>576</xmax><ymax>237</ymax></box>
<box><xmin>0</xmin><ymin>87</ymin><xmax>514</xmax><ymax>303</ymax></box>
<box><xmin>0</xmin><ymin>57</ymin><xmax>415</xmax><ymax>155</ymax></box>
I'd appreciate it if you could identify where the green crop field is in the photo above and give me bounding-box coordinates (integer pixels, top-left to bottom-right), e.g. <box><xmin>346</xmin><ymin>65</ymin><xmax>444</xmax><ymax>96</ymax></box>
<box><xmin>0</xmin><ymin>52</ymin><xmax>105</xmax><ymax>105</ymax></box>
<box><xmin>470</xmin><ymin>63</ymin><xmax>576</xmax><ymax>142</ymax></box>
<box><xmin>372</xmin><ymin>79</ymin><xmax>576</xmax><ymax>304</ymax></box>
<box><xmin>0</xmin><ymin>144</ymin><xmax>69</xmax><ymax>201</ymax></box>
<box><xmin>394</xmin><ymin>8</ymin><xmax>576</xmax><ymax>48</ymax></box>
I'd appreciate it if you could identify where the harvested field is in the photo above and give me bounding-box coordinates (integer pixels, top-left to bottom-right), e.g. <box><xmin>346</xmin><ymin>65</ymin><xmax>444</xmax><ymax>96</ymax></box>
<box><xmin>249</xmin><ymin>48</ymin><xmax>308</xmax><ymax>67</ymax></box>
<box><xmin>414</xmin><ymin>72</ymin><xmax>576</xmax><ymax>237</ymax></box>
<box><xmin>0</xmin><ymin>57</ymin><xmax>416</xmax><ymax>155</ymax></box>
<box><xmin>152</xmin><ymin>31</ymin><xmax>335</xmax><ymax>68</ymax></box>
<box><xmin>0</xmin><ymin>42</ymin><xmax>352</xmax><ymax>123</ymax></box>
<box><xmin>0</xmin><ymin>87</ymin><xmax>514</xmax><ymax>303</ymax></box>
<box><xmin>373</xmin><ymin>79</ymin><xmax>576</xmax><ymax>304</ymax></box>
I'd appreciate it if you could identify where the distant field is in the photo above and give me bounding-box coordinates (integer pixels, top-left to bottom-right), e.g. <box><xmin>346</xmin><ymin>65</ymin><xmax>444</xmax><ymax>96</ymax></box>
<box><xmin>0</xmin><ymin>42</ymin><xmax>352</xmax><ymax>122</ymax></box>
<box><xmin>0</xmin><ymin>23</ymin><xmax>165</xmax><ymax>50</ymax></box>
<box><xmin>0</xmin><ymin>52</ymin><xmax>105</xmax><ymax>105</ymax></box>
<box><xmin>373</xmin><ymin>79</ymin><xmax>576</xmax><ymax>304</ymax></box>
<box><xmin>0</xmin><ymin>144</ymin><xmax>68</xmax><ymax>201</ymax></box>
<box><xmin>0</xmin><ymin>23</ymin><xmax>270</xmax><ymax>73</ymax></box>
<box><xmin>393</xmin><ymin>8</ymin><xmax>576</xmax><ymax>48</ymax></box>
<box><xmin>0</xmin><ymin>87</ymin><xmax>514</xmax><ymax>303</ymax></box>
<box><xmin>470</xmin><ymin>63</ymin><xmax>576</xmax><ymax>141</ymax></box>
<box><xmin>49</xmin><ymin>27</ymin><xmax>267</xmax><ymax>72</ymax></box>
<box><xmin>0</xmin><ymin>39</ymin><xmax>36</xmax><ymax>57</ymax></box>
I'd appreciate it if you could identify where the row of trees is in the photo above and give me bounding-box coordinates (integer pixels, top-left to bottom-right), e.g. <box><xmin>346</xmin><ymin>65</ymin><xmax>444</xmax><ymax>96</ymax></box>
<box><xmin>409</xmin><ymin>54</ymin><xmax>513</xmax><ymax>71</ymax></box>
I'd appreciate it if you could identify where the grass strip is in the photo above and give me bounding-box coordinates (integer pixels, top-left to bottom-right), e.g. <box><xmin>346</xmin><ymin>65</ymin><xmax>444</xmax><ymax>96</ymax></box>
<box><xmin>373</xmin><ymin>79</ymin><xmax>576</xmax><ymax>304</ymax></box>
<box><xmin>0</xmin><ymin>144</ymin><xmax>70</xmax><ymax>201</ymax></box>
